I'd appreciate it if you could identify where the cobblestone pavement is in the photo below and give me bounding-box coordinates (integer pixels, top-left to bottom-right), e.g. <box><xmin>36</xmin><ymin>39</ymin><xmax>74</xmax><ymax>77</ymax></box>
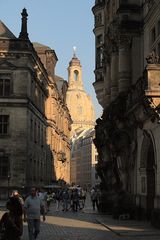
<box><xmin>21</xmin><ymin>204</ymin><xmax>121</xmax><ymax>240</ymax></box>
<box><xmin>1</xmin><ymin>198</ymin><xmax>160</xmax><ymax>240</ymax></box>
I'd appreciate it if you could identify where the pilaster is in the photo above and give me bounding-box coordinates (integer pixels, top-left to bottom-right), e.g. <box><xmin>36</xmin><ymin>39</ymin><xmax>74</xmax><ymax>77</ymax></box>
<box><xmin>111</xmin><ymin>44</ymin><xmax>119</xmax><ymax>101</ymax></box>
<box><xmin>118</xmin><ymin>34</ymin><xmax>132</xmax><ymax>93</ymax></box>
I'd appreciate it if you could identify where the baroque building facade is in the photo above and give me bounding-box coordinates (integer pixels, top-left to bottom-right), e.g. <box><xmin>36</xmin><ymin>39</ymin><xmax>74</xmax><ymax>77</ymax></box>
<box><xmin>92</xmin><ymin>0</ymin><xmax>160</xmax><ymax>226</ymax></box>
<box><xmin>66</xmin><ymin>52</ymin><xmax>98</xmax><ymax>187</ymax></box>
<box><xmin>0</xmin><ymin>9</ymin><xmax>71</xmax><ymax>198</ymax></box>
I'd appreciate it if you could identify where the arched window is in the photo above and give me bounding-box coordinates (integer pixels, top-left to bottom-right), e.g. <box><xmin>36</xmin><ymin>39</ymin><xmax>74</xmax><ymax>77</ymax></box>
<box><xmin>74</xmin><ymin>70</ymin><xmax>79</xmax><ymax>81</ymax></box>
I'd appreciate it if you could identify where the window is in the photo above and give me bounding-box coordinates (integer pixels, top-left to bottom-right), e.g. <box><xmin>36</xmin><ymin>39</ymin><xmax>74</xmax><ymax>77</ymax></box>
<box><xmin>141</xmin><ymin>177</ymin><xmax>146</xmax><ymax>194</ymax></box>
<box><xmin>96</xmin><ymin>35</ymin><xmax>103</xmax><ymax>45</ymax></box>
<box><xmin>158</xmin><ymin>20</ymin><xmax>160</xmax><ymax>36</ymax></box>
<box><xmin>95</xmin><ymin>13</ymin><xmax>102</xmax><ymax>27</ymax></box>
<box><xmin>0</xmin><ymin>156</ymin><xmax>9</xmax><ymax>178</ymax></box>
<box><xmin>34</xmin><ymin>121</ymin><xmax>37</xmax><ymax>143</ymax></box>
<box><xmin>158</xmin><ymin>42</ymin><xmax>160</xmax><ymax>56</ymax></box>
<box><xmin>151</xmin><ymin>27</ymin><xmax>156</xmax><ymax>44</ymax></box>
<box><xmin>30</xmin><ymin>119</ymin><xmax>33</xmax><ymax>141</ymax></box>
<box><xmin>0</xmin><ymin>78</ymin><xmax>11</xmax><ymax>96</ymax></box>
<box><xmin>96</xmin><ymin>47</ymin><xmax>103</xmax><ymax>68</ymax></box>
<box><xmin>74</xmin><ymin>70</ymin><xmax>79</xmax><ymax>81</ymax></box>
<box><xmin>0</xmin><ymin>115</ymin><xmax>9</xmax><ymax>135</ymax></box>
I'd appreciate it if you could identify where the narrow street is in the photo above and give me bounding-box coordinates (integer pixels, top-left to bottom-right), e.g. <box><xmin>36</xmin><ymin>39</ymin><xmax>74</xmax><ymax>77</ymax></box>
<box><xmin>1</xmin><ymin>196</ymin><xmax>160</xmax><ymax>240</ymax></box>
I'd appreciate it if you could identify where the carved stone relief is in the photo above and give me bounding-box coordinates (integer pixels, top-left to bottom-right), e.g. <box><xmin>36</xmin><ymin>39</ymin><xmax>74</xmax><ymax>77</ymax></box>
<box><xmin>146</xmin><ymin>51</ymin><xmax>160</xmax><ymax>64</ymax></box>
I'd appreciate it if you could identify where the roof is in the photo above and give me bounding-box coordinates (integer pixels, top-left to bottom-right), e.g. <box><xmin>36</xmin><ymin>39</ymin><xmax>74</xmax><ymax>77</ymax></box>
<box><xmin>55</xmin><ymin>75</ymin><xmax>68</xmax><ymax>96</ymax></box>
<box><xmin>56</xmin><ymin>79</ymin><xmax>64</xmax><ymax>93</ymax></box>
<box><xmin>33</xmin><ymin>42</ymin><xmax>58</xmax><ymax>60</ymax></box>
<box><xmin>0</xmin><ymin>20</ymin><xmax>16</xmax><ymax>39</ymax></box>
<box><xmin>72</xmin><ymin>128</ymin><xmax>95</xmax><ymax>141</ymax></box>
<box><xmin>69</xmin><ymin>56</ymin><xmax>81</xmax><ymax>67</ymax></box>
<box><xmin>33</xmin><ymin>42</ymin><xmax>52</xmax><ymax>50</ymax></box>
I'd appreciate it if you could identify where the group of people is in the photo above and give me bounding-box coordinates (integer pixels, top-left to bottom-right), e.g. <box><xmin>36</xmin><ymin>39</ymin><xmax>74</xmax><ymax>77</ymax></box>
<box><xmin>0</xmin><ymin>187</ymin><xmax>45</xmax><ymax>240</ymax></box>
<box><xmin>0</xmin><ymin>186</ymin><xmax>100</xmax><ymax>240</ymax></box>
<box><xmin>54</xmin><ymin>187</ymin><xmax>87</xmax><ymax>212</ymax></box>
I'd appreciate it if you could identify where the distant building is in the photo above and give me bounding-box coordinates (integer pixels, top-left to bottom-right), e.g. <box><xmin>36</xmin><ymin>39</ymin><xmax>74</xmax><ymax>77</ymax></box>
<box><xmin>0</xmin><ymin>9</ymin><xmax>71</xmax><ymax>198</ymax></box>
<box><xmin>66</xmin><ymin>51</ymin><xmax>95</xmax><ymax>136</ymax></box>
<box><xmin>66</xmin><ymin>51</ymin><xmax>99</xmax><ymax>187</ymax></box>
<box><xmin>71</xmin><ymin>128</ymin><xmax>100</xmax><ymax>188</ymax></box>
<box><xmin>33</xmin><ymin>43</ymin><xmax>72</xmax><ymax>184</ymax></box>
<box><xmin>92</xmin><ymin>0</ymin><xmax>160</xmax><ymax>225</ymax></box>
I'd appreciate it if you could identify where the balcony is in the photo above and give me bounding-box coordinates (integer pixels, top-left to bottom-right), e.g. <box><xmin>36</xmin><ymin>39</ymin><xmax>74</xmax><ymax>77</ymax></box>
<box><xmin>127</xmin><ymin>58</ymin><xmax>160</xmax><ymax>121</ymax></box>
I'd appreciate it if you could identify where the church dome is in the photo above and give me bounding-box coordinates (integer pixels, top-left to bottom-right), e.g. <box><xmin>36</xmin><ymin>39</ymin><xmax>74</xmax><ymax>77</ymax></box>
<box><xmin>66</xmin><ymin>51</ymin><xmax>95</xmax><ymax>134</ymax></box>
<box><xmin>66</xmin><ymin>90</ymin><xmax>95</xmax><ymax>127</ymax></box>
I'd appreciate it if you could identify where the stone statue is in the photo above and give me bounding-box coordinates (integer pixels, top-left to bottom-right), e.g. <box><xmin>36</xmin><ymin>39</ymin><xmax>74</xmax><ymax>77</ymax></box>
<box><xmin>146</xmin><ymin>51</ymin><xmax>160</xmax><ymax>64</ymax></box>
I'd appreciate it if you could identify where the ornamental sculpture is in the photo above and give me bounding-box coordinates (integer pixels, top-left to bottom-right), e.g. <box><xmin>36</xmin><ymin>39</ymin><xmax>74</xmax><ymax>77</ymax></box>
<box><xmin>146</xmin><ymin>51</ymin><xmax>160</xmax><ymax>64</ymax></box>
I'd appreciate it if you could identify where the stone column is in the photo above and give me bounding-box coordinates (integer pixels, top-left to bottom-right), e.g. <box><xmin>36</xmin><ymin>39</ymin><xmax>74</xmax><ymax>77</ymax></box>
<box><xmin>111</xmin><ymin>45</ymin><xmax>119</xmax><ymax>101</ymax></box>
<box><xmin>118</xmin><ymin>35</ymin><xmax>131</xmax><ymax>93</ymax></box>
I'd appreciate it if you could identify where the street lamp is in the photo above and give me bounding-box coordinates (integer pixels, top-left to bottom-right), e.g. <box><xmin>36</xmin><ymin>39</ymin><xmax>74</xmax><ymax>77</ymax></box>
<box><xmin>7</xmin><ymin>174</ymin><xmax>11</xmax><ymax>199</ymax></box>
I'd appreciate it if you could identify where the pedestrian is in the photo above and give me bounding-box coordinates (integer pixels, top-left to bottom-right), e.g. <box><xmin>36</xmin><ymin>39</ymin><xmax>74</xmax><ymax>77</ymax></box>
<box><xmin>0</xmin><ymin>197</ymin><xmax>23</xmax><ymax>240</ymax></box>
<box><xmin>90</xmin><ymin>188</ymin><xmax>99</xmax><ymax>211</ymax></box>
<box><xmin>81</xmin><ymin>189</ymin><xmax>87</xmax><ymax>208</ymax></box>
<box><xmin>62</xmin><ymin>189</ymin><xmax>69</xmax><ymax>211</ymax></box>
<box><xmin>11</xmin><ymin>190</ymin><xmax>24</xmax><ymax>208</ymax></box>
<box><xmin>55</xmin><ymin>189</ymin><xmax>62</xmax><ymax>211</ymax></box>
<box><xmin>23</xmin><ymin>187</ymin><xmax>46</xmax><ymax>240</ymax></box>
<box><xmin>72</xmin><ymin>189</ymin><xmax>79</xmax><ymax>212</ymax></box>
<box><xmin>45</xmin><ymin>190</ymin><xmax>52</xmax><ymax>212</ymax></box>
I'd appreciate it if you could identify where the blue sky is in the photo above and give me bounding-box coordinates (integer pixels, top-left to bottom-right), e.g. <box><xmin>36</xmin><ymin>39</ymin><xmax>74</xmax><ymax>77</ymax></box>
<box><xmin>0</xmin><ymin>0</ymin><xmax>102</xmax><ymax>118</ymax></box>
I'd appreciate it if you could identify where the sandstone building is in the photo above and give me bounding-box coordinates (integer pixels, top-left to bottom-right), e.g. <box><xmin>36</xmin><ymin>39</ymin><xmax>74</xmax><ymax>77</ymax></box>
<box><xmin>71</xmin><ymin>128</ymin><xmax>100</xmax><ymax>188</ymax></box>
<box><xmin>0</xmin><ymin>9</ymin><xmax>71</xmax><ymax>198</ymax></box>
<box><xmin>66</xmin><ymin>52</ymin><xmax>99</xmax><ymax>187</ymax></box>
<box><xmin>92</xmin><ymin>0</ymin><xmax>160</xmax><ymax>226</ymax></box>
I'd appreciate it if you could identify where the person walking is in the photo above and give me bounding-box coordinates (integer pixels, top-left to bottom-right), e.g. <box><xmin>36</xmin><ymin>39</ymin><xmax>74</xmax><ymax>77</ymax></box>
<box><xmin>45</xmin><ymin>190</ymin><xmax>52</xmax><ymax>212</ymax></box>
<box><xmin>0</xmin><ymin>197</ymin><xmax>23</xmax><ymax>240</ymax></box>
<box><xmin>90</xmin><ymin>188</ymin><xmax>99</xmax><ymax>211</ymax></box>
<box><xmin>62</xmin><ymin>189</ymin><xmax>69</xmax><ymax>211</ymax></box>
<box><xmin>55</xmin><ymin>189</ymin><xmax>62</xmax><ymax>211</ymax></box>
<box><xmin>72</xmin><ymin>189</ymin><xmax>79</xmax><ymax>212</ymax></box>
<box><xmin>23</xmin><ymin>187</ymin><xmax>45</xmax><ymax>240</ymax></box>
<box><xmin>11</xmin><ymin>190</ymin><xmax>24</xmax><ymax>209</ymax></box>
<box><xmin>81</xmin><ymin>189</ymin><xmax>87</xmax><ymax>209</ymax></box>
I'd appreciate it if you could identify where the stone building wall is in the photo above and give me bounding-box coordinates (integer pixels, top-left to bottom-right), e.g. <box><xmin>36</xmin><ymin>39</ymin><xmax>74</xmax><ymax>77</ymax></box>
<box><xmin>92</xmin><ymin>0</ymin><xmax>160</xmax><ymax>226</ymax></box>
<box><xmin>0</xmin><ymin>9</ymin><xmax>72</xmax><ymax>199</ymax></box>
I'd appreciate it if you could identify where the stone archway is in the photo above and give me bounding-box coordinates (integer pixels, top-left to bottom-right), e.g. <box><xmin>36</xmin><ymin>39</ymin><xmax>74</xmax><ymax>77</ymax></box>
<box><xmin>140</xmin><ymin>132</ymin><xmax>155</xmax><ymax>219</ymax></box>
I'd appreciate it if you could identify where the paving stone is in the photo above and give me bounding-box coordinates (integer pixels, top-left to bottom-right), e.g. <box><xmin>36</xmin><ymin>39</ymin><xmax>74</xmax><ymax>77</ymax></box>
<box><xmin>1</xmin><ymin>199</ymin><xmax>160</xmax><ymax>240</ymax></box>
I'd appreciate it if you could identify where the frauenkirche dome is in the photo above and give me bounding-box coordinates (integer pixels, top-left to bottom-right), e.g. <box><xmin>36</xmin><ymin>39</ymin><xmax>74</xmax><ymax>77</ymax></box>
<box><xmin>66</xmin><ymin>51</ymin><xmax>95</xmax><ymax>135</ymax></box>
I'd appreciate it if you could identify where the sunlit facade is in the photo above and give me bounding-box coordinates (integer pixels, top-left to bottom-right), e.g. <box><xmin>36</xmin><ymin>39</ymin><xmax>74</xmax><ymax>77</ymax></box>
<box><xmin>0</xmin><ymin>9</ymin><xmax>72</xmax><ymax>198</ymax></box>
<box><xmin>66</xmin><ymin>52</ymin><xmax>99</xmax><ymax>188</ymax></box>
